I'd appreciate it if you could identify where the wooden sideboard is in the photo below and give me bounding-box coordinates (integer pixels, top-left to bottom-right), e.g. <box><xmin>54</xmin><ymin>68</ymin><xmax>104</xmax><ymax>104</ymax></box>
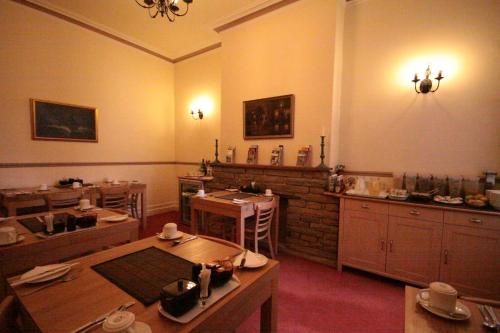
<box><xmin>337</xmin><ymin>195</ymin><xmax>500</xmax><ymax>299</ymax></box>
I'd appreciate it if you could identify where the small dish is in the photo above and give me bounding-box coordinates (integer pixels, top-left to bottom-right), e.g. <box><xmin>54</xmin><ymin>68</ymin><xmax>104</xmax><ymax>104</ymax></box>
<box><xmin>416</xmin><ymin>289</ymin><xmax>470</xmax><ymax>321</ymax></box>
<box><xmin>74</xmin><ymin>205</ymin><xmax>95</xmax><ymax>211</ymax></box>
<box><xmin>157</xmin><ymin>231</ymin><xmax>183</xmax><ymax>240</ymax></box>
<box><xmin>21</xmin><ymin>264</ymin><xmax>71</xmax><ymax>283</ymax></box>
<box><xmin>233</xmin><ymin>251</ymin><xmax>268</xmax><ymax>268</ymax></box>
<box><xmin>0</xmin><ymin>235</ymin><xmax>25</xmax><ymax>247</ymax></box>
<box><xmin>433</xmin><ymin>196</ymin><xmax>463</xmax><ymax>205</ymax></box>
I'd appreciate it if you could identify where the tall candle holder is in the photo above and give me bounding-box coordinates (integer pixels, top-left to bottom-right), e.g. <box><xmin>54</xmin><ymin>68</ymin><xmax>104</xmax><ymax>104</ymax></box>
<box><xmin>317</xmin><ymin>135</ymin><xmax>328</xmax><ymax>169</ymax></box>
<box><xmin>214</xmin><ymin>139</ymin><xmax>221</xmax><ymax>164</ymax></box>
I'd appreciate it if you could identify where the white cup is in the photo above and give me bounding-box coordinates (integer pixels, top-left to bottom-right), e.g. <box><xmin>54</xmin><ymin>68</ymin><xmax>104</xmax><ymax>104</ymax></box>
<box><xmin>265</xmin><ymin>189</ymin><xmax>273</xmax><ymax>196</ymax></box>
<box><xmin>112</xmin><ymin>179</ymin><xmax>120</xmax><ymax>185</ymax></box>
<box><xmin>40</xmin><ymin>183</ymin><xmax>48</xmax><ymax>191</ymax></box>
<box><xmin>0</xmin><ymin>226</ymin><xmax>18</xmax><ymax>245</ymax></box>
<box><xmin>79</xmin><ymin>199</ymin><xmax>91</xmax><ymax>209</ymax></box>
<box><xmin>72</xmin><ymin>182</ymin><xmax>82</xmax><ymax>189</ymax></box>
<box><xmin>197</xmin><ymin>189</ymin><xmax>205</xmax><ymax>197</ymax></box>
<box><xmin>103</xmin><ymin>311</ymin><xmax>137</xmax><ymax>333</ymax></box>
<box><xmin>429</xmin><ymin>282</ymin><xmax>457</xmax><ymax>313</ymax></box>
<box><xmin>162</xmin><ymin>223</ymin><xmax>177</xmax><ymax>239</ymax></box>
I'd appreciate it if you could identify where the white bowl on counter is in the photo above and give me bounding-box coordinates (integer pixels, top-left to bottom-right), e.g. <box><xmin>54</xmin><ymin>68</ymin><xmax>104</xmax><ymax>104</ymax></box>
<box><xmin>486</xmin><ymin>190</ymin><xmax>500</xmax><ymax>210</ymax></box>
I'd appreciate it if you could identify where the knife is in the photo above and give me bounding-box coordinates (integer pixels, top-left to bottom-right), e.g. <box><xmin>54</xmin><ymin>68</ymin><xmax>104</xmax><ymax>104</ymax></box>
<box><xmin>485</xmin><ymin>305</ymin><xmax>500</xmax><ymax>332</ymax></box>
<box><xmin>70</xmin><ymin>301</ymin><xmax>135</xmax><ymax>333</ymax></box>
<box><xmin>239</xmin><ymin>249</ymin><xmax>249</xmax><ymax>269</ymax></box>
<box><xmin>173</xmin><ymin>235</ymin><xmax>197</xmax><ymax>246</ymax></box>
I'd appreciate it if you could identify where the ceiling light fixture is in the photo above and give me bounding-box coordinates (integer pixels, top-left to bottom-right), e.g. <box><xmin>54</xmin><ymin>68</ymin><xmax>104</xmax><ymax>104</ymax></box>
<box><xmin>135</xmin><ymin>0</ymin><xmax>193</xmax><ymax>22</ymax></box>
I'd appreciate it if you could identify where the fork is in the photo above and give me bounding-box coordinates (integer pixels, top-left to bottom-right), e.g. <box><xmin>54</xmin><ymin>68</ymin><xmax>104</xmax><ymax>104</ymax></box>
<box><xmin>21</xmin><ymin>268</ymin><xmax>82</xmax><ymax>296</ymax></box>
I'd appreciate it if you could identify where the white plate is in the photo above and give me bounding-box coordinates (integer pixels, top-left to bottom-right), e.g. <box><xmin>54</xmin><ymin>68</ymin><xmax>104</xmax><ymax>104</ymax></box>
<box><xmin>74</xmin><ymin>205</ymin><xmax>95</xmax><ymax>211</ymax></box>
<box><xmin>101</xmin><ymin>214</ymin><xmax>129</xmax><ymax>222</ymax></box>
<box><xmin>158</xmin><ymin>277</ymin><xmax>240</xmax><ymax>324</ymax></box>
<box><xmin>225</xmin><ymin>188</ymin><xmax>239</xmax><ymax>192</ymax></box>
<box><xmin>233</xmin><ymin>251</ymin><xmax>268</xmax><ymax>268</ymax></box>
<box><xmin>0</xmin><ymin>217</ymin><xmax>10</xmax><ymax>223</ymax></box>
<box><xmin>416</xmin><ymin>289</ymin><xmax>471</xmax><ymax>321</ymax></box>
<box><xmin>21</xmin><ymin>264</ymin><xmax>71</xmax><ymax>283</ymax></box>
<box><xmin>0</xmin><ymin>235</ymin><xmax>25</xmax><ymax>246</ymax></box>
<box><xmin>157</xmin><ymin>231</ymin><xmax>183</xmax><ymax>240</ymax></box>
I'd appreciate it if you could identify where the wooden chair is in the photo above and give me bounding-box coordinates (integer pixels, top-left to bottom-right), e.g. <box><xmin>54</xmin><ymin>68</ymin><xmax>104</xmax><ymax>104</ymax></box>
<box><xmin>45</xmin><ymin>191</ymin><xmax>83</xmax><ymax>210</ymax></box>
<box><xmin>0</xmin><ymin>295</ymin><xmax>18</xmax><ymax>333</ymax></box>
<box><xmin>245</xmin><ymin>198</ymin><xmax>276</xmax><ymax>259</ymax></box>
<box><xmin>99</xmin><ymin>186</ymin><xmax>129</xmax><ymax>210</ymax></box>
<box><xmin>128</xmin><ymin>193</ymin><xmax>140</xmax><ymax>218</ymax></box>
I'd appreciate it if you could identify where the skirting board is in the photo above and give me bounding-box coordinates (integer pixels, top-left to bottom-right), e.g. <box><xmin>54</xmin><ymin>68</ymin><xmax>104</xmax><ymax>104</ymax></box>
<box><xmin>147</xmin><ymin>201</ymin><xmax>178</xmax><ymax>216</ymax></box>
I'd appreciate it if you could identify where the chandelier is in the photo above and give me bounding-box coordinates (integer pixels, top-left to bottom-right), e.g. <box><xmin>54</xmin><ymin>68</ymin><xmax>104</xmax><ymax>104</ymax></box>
<box><xmin>135</xmin><ymin>0</ymin><xmax>193</xmax><ymax>22</ymax></box>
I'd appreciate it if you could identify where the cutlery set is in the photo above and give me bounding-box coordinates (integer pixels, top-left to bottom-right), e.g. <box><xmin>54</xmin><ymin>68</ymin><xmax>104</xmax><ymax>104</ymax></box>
<box><xmin>478</xmin><ymin>304</ymin><xmax>500</xmax><ymax>331</ymax></box>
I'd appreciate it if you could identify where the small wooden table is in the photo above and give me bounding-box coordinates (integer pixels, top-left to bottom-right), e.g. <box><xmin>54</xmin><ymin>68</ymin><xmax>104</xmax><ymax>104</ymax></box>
<box><xmin>0</xmin><ymin>181</ymin><xmax>148</xmax><ymax>228</ymax></box>
<box><xmin>405</xmin><ymin>286</ymin><xmax>499</xmax><ymax>333</ymax></box>
<box><xmin>9</xmin><ymin>235</ymin><xmax>279</xmax><ymax>332</ymax></box>
<box><xmin>190</xmin><ymin>191</ymin><xmax>280</xmax><ymax>249</ymax></box>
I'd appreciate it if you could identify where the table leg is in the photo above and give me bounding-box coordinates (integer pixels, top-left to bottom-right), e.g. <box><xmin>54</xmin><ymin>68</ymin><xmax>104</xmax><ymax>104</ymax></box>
<box><xmin>191</xmin><ymin>207</ymin><xmax>199</xmax><ymax>235</ymax></box>
<box><xmin>7</xmin><ymin>203</ymin><xmax>16</xmax><ymax>217</ymax></box>
<box><xmin>236</xmin><ymin>216</ymin><xmax>245</xmax><ymax>248</ymax></box>
<box><xmin>141</xmin><ymin>190</ymin><xmax>147</xmax><ymax>229</ymax></box>
<box><xmin>260</xmin><ymin>275</ymin><xmax>278</xmax><ymax>333</ymax></box>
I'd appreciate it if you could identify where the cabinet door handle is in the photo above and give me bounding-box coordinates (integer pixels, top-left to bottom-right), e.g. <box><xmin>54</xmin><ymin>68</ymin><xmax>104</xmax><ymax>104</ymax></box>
<box><xmin>469</xmin><ymin>218</ymin><xmax>482</xmax><ymax>224</ymax></box>
<box><xmin>444</xmin><ymin>250</ymin><xmax>448</xmax><ymax>264</ymax></box>
<box><xmin>389</xmin><ymin>240</ymin><xmax>393</xmax><ymax>252</ymax></box>
<box><xmin>361</xmin><ymin>204</ymin><xmax>370</xmax><ymax>209</ymax></box>
<box><xmin>380</xmin><ymin>240</ymin><xmax>385</xmax><ymax>251</ymax></box>
<box><xmin>409</xmin><ymin>210</ymin><xmax>420</xmax><ymax>216</ymax></box>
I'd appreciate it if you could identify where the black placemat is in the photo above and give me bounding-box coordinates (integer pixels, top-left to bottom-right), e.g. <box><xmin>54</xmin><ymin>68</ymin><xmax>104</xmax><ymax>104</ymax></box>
<box><xmin>217</xmin><ymin>193</ymin><xmax>254</xmax><ymax>200</ymax></box>
<box><xmin>92</xmin><ymin>247</ymin><xmax>194</xmax><ymax>306</ymax></box>
<box><xmin>17</xmin><ymin>213</ymin><xmax>69</xmax><ymax>233</ymax></box>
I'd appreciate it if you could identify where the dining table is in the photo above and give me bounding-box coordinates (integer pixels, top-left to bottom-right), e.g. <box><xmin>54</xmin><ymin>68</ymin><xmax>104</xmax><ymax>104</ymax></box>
<box><xmin>0</xmin><ymin>207</ymin><xmax>139</xmax><ymax>299</ymax></box>
<box><xmin>8</xmin><ymin>234</ymin><xmax>279</xmax><ymax>332</ymax></box>
<box><xmin>0</xmin><ymin>180</ymin><xmax>148</xmax><ymax>228</ymax></box>
<box><xmin>405</xmin><ymin>286</ymin><xmax>500</xmax><ymax>333</ymax></box>
<box><xmin>190</xmin><ymin>191</ymin><xmax>280</xmax><ymax>249</ymax></box>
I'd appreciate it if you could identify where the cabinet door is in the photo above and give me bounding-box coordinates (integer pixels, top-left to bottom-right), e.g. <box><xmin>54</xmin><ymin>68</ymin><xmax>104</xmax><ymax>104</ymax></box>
<box><xmin>342</xmin><ymin>210</ymin><xmax>388</xmax><ymax>273</ymax></box>
<box><xmin>440</xmin><ymin>225</ymin><xmax>500</xmax><ymax>298</ymax></box>
<box><xmin>386</xmin><ymin>217</ymin><xmax>442</xmax><ymax>284</ymax></box>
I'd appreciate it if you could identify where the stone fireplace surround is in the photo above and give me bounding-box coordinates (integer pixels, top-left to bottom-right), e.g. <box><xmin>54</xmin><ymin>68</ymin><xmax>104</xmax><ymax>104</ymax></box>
<box><xmin>205</xmin><ymin>163</ymin><xmax>340</xmax><ymax>267</ymax></box>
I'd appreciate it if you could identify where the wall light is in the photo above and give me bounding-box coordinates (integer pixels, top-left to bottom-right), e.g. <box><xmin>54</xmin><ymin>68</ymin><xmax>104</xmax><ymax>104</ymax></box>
<box><xmin>190</xmin><ymin>109</ymin><xmax>204</xmax><ymax>120</ymax></box>
<box><xmin>412</xmin><ymin>65</ymin><xmax>444</xmax><ymax>93</ymax></box>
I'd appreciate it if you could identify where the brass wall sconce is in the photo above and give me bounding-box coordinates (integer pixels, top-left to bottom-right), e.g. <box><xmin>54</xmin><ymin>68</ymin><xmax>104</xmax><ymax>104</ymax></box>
<box><xmin>190</xmin><ymin>109</ymin><xmax>203</xmax><ymax>120</ymax></box>
<box><xmin>412</xmin><ymin>65</ymin><xmax>444</xmax><ymax>93</ymax></box>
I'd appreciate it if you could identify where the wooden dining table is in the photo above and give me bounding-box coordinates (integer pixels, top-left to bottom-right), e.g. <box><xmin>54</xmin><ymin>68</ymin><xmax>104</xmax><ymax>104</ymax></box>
<box><xmin>190</xmin><ymin>191</ymin><xmax>280</xmax><ymax>249</ymax></box>
<box><xmin>405</xmin><ymin>286</ymin><xmax>500</xmax><ymax>332</ymax></box>
<box><xmin>8</xmin><ymin>235</ymin><xmax>279</xmax><ymax>332</ymax></box>
<box><xmin>0</xmin><ymin>181</ymin><xmax>148</xmax><ymax>228</ymax></box>
<box><xmin>0</xmin><ymin>208</ymin><xmax>139</xmax><ymax>299</ymax></box>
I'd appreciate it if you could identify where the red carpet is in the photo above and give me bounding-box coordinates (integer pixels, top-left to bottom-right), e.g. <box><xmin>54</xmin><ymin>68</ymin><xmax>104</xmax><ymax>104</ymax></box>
<box><xmin>143</xmin><ymin>212</ymin><xmax>404</xmax><ymax>332</ymax></box>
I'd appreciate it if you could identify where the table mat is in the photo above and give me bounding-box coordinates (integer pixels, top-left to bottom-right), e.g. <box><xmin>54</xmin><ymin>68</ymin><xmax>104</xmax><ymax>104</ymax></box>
<box><xmin>217</xmin><ymin>193</ymin><xmax>255</xmax><ymax>200</ymax></box>
<box><xmin>92</xmin><ymin>247</ymin><xmax>194</xmax><ymax>306</ymax></box>
<box><xmin>17</xmin><ymin>213</ymin><xmax>69</xmax><ymax>233</ymax></box>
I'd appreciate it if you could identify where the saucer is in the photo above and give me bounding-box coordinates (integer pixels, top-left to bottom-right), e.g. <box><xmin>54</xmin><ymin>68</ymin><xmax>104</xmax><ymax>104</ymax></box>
<box><xmin>416</xmin><ymin>289</ymin><xmax>470</xmax><ymax>321</ymax></box>
<box><xmin>74</xmin><ymin>205</ymin><xmax>95</xmax><ymax>211</ymax></box>
<box><xmin>264</xmin><ymin>194</ymin><xmax>274</xmax><ymax>197</ymax></box>
<box><xmin>157</xmin><ymin>231</ymin><xmax>183</xmax><ymax>240</ymax></box>
<box><xmin>0</xmin><ymin>235</ymin><xmax>25</xmax><ymax>247</ymax></box>
<box><xmin>131</xmin><ymin>322</ymin><xmax>151</xmax><ymax>333</ymax></box>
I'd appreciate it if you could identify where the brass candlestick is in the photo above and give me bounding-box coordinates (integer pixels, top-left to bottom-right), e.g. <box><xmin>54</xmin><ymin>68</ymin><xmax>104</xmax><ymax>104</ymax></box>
<box><xmin>317</xmin><ymin>135</ymin><xmax>328</xmax><ymax>169</ymax></box>
<box><xmin>214</xmin><ymin>139</ymin><xmax>221</xmax><ymax>164</ymax></box>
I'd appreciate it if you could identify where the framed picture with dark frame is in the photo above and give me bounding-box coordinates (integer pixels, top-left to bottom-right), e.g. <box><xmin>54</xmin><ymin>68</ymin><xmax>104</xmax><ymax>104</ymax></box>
<box><xmin>243</xmin><ymin>94</ymin><xmax>294</xmax><ymax>140</ymax></box>
<box><xmin>30</xmin><ymin>99</ymin><xmax>98</xmax><ymax>142</ymax></box>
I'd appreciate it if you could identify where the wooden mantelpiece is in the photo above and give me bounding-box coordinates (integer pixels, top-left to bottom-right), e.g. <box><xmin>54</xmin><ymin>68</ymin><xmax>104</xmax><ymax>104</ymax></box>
<box><xmin>212</xmin><ymin>163</ymin><xmax>331</xmax><ymax>173</ymax></box>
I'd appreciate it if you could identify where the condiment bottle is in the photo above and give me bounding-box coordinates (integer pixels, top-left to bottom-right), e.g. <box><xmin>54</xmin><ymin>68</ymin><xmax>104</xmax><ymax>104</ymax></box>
<box><xmin>444</xmin><ymin>176</ymin><xmax>450</xmax><ymax>196</ymax></box>
<box><xmin>415</xmin><ymin>174</ymin><xmax>420</xmax><ymax>192</ymax></box>
<box><xmin>401</xmin><ymin>173</ymin><xmax>407</xmax><ymax>190</ymax></box>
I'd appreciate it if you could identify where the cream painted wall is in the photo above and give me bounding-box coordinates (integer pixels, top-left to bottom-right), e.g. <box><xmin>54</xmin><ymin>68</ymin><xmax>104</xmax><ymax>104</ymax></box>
<box><xmin>219</xmin><ymin>0</ymin><xmax>337</xmax><ymax>166</ymax></box>
<box><xmin>174</xmin><ymin>49</ymin><xmax>221</xmax><ymax>164</ymax></box>
<box><xmin>340</xmin><ymin>0</ymin><xmax>500</xmax><ymax>176</ymax></box>
<box><xmin>0</xmin><ymin>0</ymin><xmax>177</xmax><ymax>212</ymax></box>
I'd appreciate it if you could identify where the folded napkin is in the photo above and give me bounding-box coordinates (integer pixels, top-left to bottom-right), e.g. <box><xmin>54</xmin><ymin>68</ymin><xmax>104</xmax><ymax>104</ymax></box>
<box><xmin>233</xmin><ymin>251</ymin><xmax>267</xmax><ymax>268</ymax></box>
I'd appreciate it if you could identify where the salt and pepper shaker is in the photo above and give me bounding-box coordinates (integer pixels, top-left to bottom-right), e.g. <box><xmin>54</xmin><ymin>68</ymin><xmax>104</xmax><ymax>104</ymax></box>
<box><xmin>199</xmin><ymin>263</ymin><xmax>211</xmax><ymax>306</ymax></box>
<box><xmin>44</xmin><ymin>213</ymin><xmax>54</xmax><ymax>234</ymax></box>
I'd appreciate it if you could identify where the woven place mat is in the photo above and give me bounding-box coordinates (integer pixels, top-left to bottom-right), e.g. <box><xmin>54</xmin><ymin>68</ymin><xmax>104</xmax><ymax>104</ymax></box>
<box><xmin>92</xmin><ymin>247</ymin><xmax>194</xmax><ymax>306</ymax></box>
<box><xmin>17</xmin><ymin>213</ymin><xmax>69</xmax><ymax>233</ymax></box>
<box><xmin>217</xmin><ymin>193</ymin><xmax>255</xmax><ymax>200</ymax></box>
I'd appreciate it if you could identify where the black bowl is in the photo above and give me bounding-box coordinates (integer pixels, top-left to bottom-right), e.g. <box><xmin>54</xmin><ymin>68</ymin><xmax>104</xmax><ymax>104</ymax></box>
<box><xmin>160</xmin><ymin>279</ymin><xmax>199</xmax><ymax>317</ymax></box>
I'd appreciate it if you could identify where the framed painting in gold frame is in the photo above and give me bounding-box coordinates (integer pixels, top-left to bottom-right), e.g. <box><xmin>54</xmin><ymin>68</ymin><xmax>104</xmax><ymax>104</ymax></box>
<box><xmin>30</xmin><ymin>99</ymin><xmax>98</xmax><ymax>142</ymax></box>
<box><xmin>243</xmin><ymin>94</ymin><xmax>294</xmax><ymax>140</ymax></box>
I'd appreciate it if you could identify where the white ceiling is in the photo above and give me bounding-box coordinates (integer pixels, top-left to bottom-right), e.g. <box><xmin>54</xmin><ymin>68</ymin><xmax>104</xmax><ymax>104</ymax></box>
<box><xmin>36</xmin><ymin>0</ymin><xmax>275</xmax><ymax>59</ymax></box>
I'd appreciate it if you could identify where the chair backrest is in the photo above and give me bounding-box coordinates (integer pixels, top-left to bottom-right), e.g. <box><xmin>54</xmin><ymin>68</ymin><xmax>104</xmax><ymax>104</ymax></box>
<box><xmin>253</xmin><ymin>198</ymin><xmax>276</xmax><ymax>239</ymax></box>
<box><xmin>0</xmin><ymin>295</ymin><xmax>17</xmax><ymax>333</ymax></box>
<box><xmin>46</xmin><ymin>191</ymin><xmax>83</xmax><ymax>210</ymax></box>
<box><xmin>100</xmin><ymin>186</ymin><xmax>129</xmax><ymax>209</ymax></box>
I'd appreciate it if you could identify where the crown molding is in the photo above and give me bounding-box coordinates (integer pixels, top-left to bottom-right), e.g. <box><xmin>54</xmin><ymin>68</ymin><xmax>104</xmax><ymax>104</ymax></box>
<box><xmin>11</xmin><ymin>0</ymin><xmax>174</xmax><ymax>62</ymax></box>
<box><xmin>345</xmin><ymin>0</ymin><xmax>371</xmax><ymax>7</ymax></box>
<box><xmin>213</xmin><ymin>0</ymin><xmax>301</xmax><ymax>33</ymax></box>
<box><xmin>172</xmin><ymin>43</ymin><xmax>222</xmax><ymax>63</ymax></box>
